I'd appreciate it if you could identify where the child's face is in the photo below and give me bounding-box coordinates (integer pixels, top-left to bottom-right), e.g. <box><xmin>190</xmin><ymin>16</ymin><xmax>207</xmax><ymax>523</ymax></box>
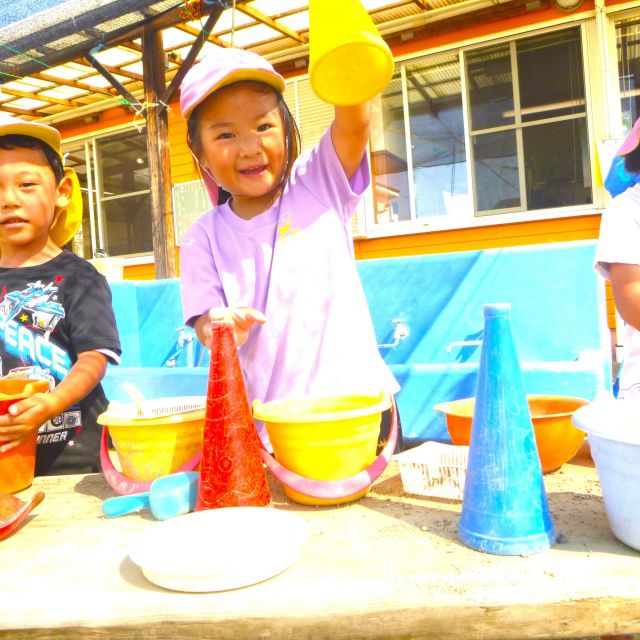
<box><xmin>196</xmin><ymin>82</ymin><xmax>286</xmax><ymax>218</ymax></box>
<box><xmin>0</xmin><ymin>146</ymin><xmax>63</xmax><ymax>253</ymax></box>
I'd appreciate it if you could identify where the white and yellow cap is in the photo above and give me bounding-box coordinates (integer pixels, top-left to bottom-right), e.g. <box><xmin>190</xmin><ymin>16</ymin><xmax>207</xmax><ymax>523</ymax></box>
<box><xmin>0</xmin><ymin>113</ymin><xmax>82</xmax><ymax>247</ymax></box>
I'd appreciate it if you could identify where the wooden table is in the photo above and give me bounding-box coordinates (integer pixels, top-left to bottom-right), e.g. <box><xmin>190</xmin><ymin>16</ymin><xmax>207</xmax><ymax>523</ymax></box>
<box><xmin>1</xmin><ymin>458</ymin><xmax>639</xmax><ymax>640</ymax></box>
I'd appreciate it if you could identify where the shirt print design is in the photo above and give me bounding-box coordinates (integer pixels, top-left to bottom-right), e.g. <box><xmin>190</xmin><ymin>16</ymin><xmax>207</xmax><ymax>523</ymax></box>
<box><xmin>276</xmin><ymin>212</ymin><xmax>297</xmax><ymax>243</ymax></box>
<box><xmin>0</xmin><ymin>276</ymin><xmax>82</xmax><ymax>449</ymax></box>
<box><xmin>0</xmin><ymin>277</ymin><xmax>70</xmax><ymax>379</ymax></box>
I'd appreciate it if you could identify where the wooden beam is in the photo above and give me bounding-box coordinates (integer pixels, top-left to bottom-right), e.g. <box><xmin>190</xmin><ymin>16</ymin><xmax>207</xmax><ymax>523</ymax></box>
<box><xmin>238</xmin><ymin>5</ymin><xmax>308</xmax><ymax>44</ymax></box>
<box><xmin>173</xmin><ymin>22</ymin><xmax>228</xmax><ymax>48</ymax></box>
<box><xmin>142</xmin><ymin>27</ymin><xmax>176</xmax><ymax>280</ymax></box>
<box><xmin>119</xmin><ymin>41</ymin><xmax>142</xmax><ymax>54</ymax></box>
<box><xmin>0</xmin><ymin>103</ymin><xmax>51</xmax><ymax>117</ymax></box>
<box><xmin>34</xmin><ymin>72</ymin><xmax>117</xmax><ymax>98</ymax></box>
<box><xmin>1</xmin><ymin>87</ymin><xmax>81</xmax><ymax>108</ymax></box>
<box><xmin>99</xmin><ymin>63</ymin><xmax>144</xmax><ymax>83</ymax></box>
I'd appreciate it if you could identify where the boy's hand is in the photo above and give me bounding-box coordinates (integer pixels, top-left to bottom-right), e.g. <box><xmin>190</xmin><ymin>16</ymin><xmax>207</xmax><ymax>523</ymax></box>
<box><xmin>0</xmin><ymin>351</ymin><xmax>107</xmax><ymax>453</ymax></box>
<box><xmin>195</xmin><ymin>307</ymin><xmax>267</xmax><ymax>348</ymax></box>
<box><xmin>0</xmin><ymin>392</ymin><xmax>57</xmax><ymax>453</ymax></box>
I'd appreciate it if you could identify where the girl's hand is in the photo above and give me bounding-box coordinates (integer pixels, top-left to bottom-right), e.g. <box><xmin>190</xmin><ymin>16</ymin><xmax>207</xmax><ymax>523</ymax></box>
<box><xmin>195</xmin><ymin>307</ymin><xmax>267</xmax><ymax>348</ymax></box>
<box><xmin>0</xmin><ymin>393</ymin><xmax>56</xmax><ymax>453</ymax></box>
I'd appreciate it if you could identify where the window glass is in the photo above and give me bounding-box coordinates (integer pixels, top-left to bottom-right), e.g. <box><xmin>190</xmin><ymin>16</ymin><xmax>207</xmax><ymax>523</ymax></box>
<box><xmin>62</xmin><ymin>128</ymin><xmax>152</xmax><ymax>258</ymax></box>
<box><xmin>96</xmin><ymin>129</ymin><xmax>151</xmax><ymax>257</ymax></box>
<box><xmin>407</xmin><ymin>57</ymin><xmax>469</xmax><ymax>220</ymax></box>
<box><xmin>64</xmin><ymin>144</ymin><xmax>93</xmax><ymax>259</ymax></box>
<box><xmin>473</xmin><ymin>130</ymin><xmax>519</xmax><ymax>211</ymax></box>
<box><xmin>101</xmin><ymin>195</ymin><xmax>153</xmax><ymax>256</ymax></box>
<box><xmin>371</xmin><ymin>55</ymin><xmax>469</xmax><ymax>225</ymax></box>
<box><xmin>367</xmin><ymin>25</ymin><xmax>590</xmax><ymax>228</ymax></box>
<box><xmin>97</xmin><ymin>131</ymin><xmax>150</xmax><ymax>196</ymax></box>
<box><xmin>466</xmin><ymin>26</ymin><xmax>590</xmax><ymax>214</ymax></box>
<box><xmin>517</xmin><ymin>29</ymin><xmax>585</xmax><ymax>123</ymax></box>
<box><xmin>522</xmin><ymin>118</ymin><xmax>591</xmax><ymax>210</ymax></box>
<box><xmin>371</xmin><ymin>69</ymin><xmax>411</xmax><ymax>223</ymax></box>
<box><xmin>616</xmin><ymin>16</ymin><xmax>640</xmax><ymax>131</ymax></box>
<box><xmin>467</xmin><ymin>43</ymin><xmax>514</xmax><ymax>131</ymax></box>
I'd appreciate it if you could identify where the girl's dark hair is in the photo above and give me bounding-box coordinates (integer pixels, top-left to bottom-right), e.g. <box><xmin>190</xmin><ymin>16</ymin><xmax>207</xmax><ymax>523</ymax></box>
<box><xmin>624</xmin><ymin>144</ymin><xmax>640</xmax><ymax>175</ymax></box>
<box><xmin>187</xmin><ymin>81</ymin><xmax>300</xmax><ymax>205</ymax></box>
<box><xmin>0</xmin><ymin>134</ymin><xmax>64</xmax><ymax>183</ymax></box>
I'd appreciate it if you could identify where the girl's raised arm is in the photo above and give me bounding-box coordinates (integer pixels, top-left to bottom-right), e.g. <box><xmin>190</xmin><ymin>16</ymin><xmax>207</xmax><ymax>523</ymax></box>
<box><xmin>331</xmin><ymin>102</ymin><xmax>372</xmax><ymax>181</ymax></box>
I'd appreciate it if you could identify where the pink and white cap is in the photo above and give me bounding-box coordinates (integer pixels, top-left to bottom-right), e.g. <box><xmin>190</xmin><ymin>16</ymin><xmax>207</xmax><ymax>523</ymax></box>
<box><xmin>179</xmin><ymin>47</ymin><xmax>285</xmax><ymax>206</ymax></box>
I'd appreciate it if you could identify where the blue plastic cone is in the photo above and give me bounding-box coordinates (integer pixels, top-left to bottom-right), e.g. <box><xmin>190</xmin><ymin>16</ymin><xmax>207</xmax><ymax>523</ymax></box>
<box><xmin>458</xmin><ymin>303</ymin><xmax>555</xmax><ymax>555</ymax></box>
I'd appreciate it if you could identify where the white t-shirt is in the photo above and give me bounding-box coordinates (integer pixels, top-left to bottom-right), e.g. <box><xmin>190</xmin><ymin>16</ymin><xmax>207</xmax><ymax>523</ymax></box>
<box><xmin>594</xmin><ymin>184</ymin><xmax>640</xmax><ymax>399</ymax></box>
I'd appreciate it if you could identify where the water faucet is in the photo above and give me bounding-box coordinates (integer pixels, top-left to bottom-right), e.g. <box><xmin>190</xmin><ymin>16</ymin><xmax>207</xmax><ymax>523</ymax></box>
<box><xmin>446</xmin><ymin>340</ymin><xmax>482</xmax><ymax>353</ymax></box>
<box><xmin>378</xmin><ymin>319</ymin><xmax>410</xmax><ymax>349</ymax></box>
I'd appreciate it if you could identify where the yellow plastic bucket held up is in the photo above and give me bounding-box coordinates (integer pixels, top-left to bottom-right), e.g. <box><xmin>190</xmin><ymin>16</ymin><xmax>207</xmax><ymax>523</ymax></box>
<box><xmin>253</xmin><ymin>392</ymin><xmax>393</xmax><ymax>506</ymax></box>
<box><xmin>308</xmin><ymin>0</ymin><xmax>394</xmax><ymax>106</ymax></box>
<box><xmin>98</xmin><ymin>398</ymin><xmax>205</xmax><ymax>494</ymax></box>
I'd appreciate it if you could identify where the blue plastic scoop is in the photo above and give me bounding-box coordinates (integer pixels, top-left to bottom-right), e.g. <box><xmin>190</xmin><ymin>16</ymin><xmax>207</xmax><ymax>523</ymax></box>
<box><xmin>102</xmin><ymin>471</ymin><xmax>199</xmax><ymax>520</ymax></box>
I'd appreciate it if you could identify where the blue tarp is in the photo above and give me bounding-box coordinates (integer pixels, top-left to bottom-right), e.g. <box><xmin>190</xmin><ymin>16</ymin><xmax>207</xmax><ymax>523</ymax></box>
<box><xmin>103</xmin><ymin>240</ymin><xmax>612</xmax><ymax>443</ymax></box>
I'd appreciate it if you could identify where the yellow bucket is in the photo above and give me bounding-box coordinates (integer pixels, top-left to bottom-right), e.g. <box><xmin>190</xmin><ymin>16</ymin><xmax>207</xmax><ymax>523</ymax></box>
<box><xmin>308</xmin><ymin>0</ymin><xmax>394</xmax><ymax>106</ymax></box>
<box><xmin>98</xmin><ymin>398</ymin><xmax>204</xmax><ymax>484</ymax></box>
<box><xmin>253</xmin><ymin>392</ymin><xmax>391</xmax><ymax>505</ymax></box>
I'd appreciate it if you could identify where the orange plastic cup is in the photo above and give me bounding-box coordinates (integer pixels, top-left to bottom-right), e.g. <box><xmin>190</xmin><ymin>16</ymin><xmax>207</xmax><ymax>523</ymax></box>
<box><xmin>0</xmin><ymin>378</ymin><xmax>50</xmax><ymax>494</ymax></box>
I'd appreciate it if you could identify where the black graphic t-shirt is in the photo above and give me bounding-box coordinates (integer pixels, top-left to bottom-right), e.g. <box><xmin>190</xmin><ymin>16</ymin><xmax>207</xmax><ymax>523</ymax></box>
<box><xmin>0</xmin><ymin>251</ymin><xmax>121</xmax><ymax>475</ymax></box>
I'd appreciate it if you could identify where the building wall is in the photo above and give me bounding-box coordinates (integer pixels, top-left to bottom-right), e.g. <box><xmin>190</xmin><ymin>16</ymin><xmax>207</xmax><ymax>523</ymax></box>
<box><xmin>56</xmin><ymin>1</ymin><xmax>618</xmax><ymax>326</ymax></box>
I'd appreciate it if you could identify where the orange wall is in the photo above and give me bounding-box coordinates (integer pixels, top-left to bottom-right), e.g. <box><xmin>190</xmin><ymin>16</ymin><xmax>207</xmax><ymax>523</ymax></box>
<box><xmin>57</xmin><ymin>105</ymin><xmax>132</xmax><ymax>138</ymax></box>
<box><xmin>353</xmin><ymin>215</ymin><xmax>601</xmax><ymax>259</ymax></box>
<box><xmin>389</xmin><ymin>1</ymin><xmax>596</xmax><ymax>60</ymax></box>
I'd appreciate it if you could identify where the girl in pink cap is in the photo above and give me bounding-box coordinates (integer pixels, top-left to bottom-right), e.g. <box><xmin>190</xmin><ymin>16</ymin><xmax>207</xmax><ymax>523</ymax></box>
<box><xmin>178</xmin><ymin>46</ymin><xmax>401</xmax><ymax>451</ymax></box>
<box><xmin>595</xmin><ymin>116</ymin><xmax>640</xmax><ymax>400</ymax></box>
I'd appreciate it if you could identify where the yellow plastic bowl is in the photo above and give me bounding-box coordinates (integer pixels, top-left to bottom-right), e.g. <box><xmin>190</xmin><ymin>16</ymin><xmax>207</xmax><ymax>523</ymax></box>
<box><xmin>98</xmin><ymin>404</ymin><xmax>204</xmax><ymax>482</ymax></box>
<box><xmin>254</xmin><ymin>392</ymin><xmax>390</xmax><ymax>505</ymax></box>
<box><xmin>433</xmin><ymin>394</ymin><xmax>589</xmax><ymax>473</ymax></box>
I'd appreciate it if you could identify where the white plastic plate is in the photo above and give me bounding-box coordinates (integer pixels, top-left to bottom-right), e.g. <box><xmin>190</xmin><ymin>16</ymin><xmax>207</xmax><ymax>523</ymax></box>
<box><xmin>129</xmin><ymin>506</ymin><xmax>308</xmax><ymax>592</ymax></box>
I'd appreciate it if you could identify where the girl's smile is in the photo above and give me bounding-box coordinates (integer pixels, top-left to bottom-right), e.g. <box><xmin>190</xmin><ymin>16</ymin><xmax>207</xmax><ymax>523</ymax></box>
<box><xmin>196</xmin><ymin>81</ymin><xmax>286</xmax><ymax>219</ymax></box>
<box><xmin>239</xmin><ymin>164</ymin><xmax>268</xmax><ymax>176</ymax></box>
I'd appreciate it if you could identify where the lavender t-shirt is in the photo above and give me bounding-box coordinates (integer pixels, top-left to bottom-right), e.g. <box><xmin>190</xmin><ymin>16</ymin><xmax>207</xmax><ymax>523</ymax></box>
<box><xmin>180</xmin><ymin>128</ymin><xmax>399</xmax><ymax>408</ymax></box>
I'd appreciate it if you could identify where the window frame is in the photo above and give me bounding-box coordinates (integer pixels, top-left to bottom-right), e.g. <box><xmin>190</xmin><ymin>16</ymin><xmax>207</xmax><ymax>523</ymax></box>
<box><xmin>362</xmin><ymin>18</ymin><xmax>605</xmax><ymax>239</ymax></box>
<box><xmin>63</xmin><ymin>124</ymin><xmax>153</xmax><ymax>261</ymax></box>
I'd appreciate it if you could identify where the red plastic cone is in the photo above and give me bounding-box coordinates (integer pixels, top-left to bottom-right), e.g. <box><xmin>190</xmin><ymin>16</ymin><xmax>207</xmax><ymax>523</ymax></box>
<box><xmin>196</xmin><ymin>321</ymin><xmax>271</xmax><ymax>510</ymax></box>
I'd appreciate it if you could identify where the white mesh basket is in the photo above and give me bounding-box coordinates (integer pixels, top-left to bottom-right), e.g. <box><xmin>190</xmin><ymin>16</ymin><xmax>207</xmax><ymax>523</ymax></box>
<box><xmin>105</xmin><ymin>396</ymin><xmax>206</xmax><ymax>419</ymax></box>
<box><xmin>393</xmin><ymin>441</ymin><xmax>469</xmax><ymax>500</ymax></box>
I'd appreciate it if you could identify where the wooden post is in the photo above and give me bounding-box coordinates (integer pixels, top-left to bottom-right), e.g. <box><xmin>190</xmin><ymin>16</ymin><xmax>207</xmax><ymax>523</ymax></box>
<box><xmin>142</xmin><ymin>27</ymin><xmax>176</xmax><ymax>279</ymax></box>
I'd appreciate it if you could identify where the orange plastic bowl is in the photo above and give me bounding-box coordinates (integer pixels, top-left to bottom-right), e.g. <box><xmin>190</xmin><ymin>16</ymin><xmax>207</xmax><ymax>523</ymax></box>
<box><xmin>433</xmin><ymin>394</ymin><xmax>589</xmax><ymax>473</ymax></box>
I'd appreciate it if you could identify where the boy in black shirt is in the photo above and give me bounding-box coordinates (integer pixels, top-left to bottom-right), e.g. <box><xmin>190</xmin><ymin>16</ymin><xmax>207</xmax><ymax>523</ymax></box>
<box><xmin>0</xmin><ymin>114</ymin><xmax>121</xmax><ymax>475</ymax></box>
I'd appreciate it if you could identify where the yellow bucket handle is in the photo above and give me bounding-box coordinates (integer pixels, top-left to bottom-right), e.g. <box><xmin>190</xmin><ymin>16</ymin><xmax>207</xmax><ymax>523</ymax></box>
<box><xmin>258</xmin><ymin>397</ymin><xmax>399</xmax><ymax>500</ymax></box>
<box><xmin>99</xmin><ymin>426</ymin><xmax>201</xmax><ymax>495</ymax></box>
